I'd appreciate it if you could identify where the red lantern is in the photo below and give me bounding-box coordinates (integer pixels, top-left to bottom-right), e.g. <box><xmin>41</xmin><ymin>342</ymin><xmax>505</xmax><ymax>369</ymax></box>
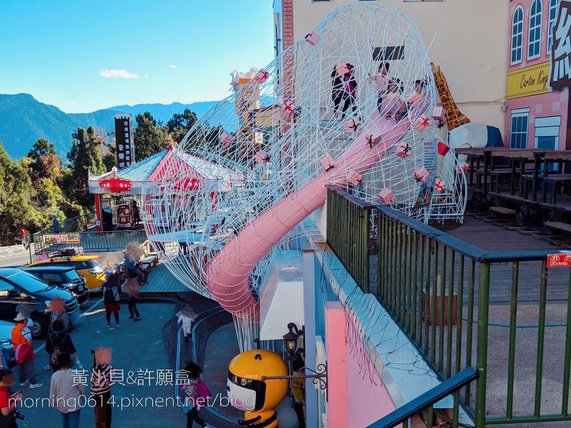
<box><xmin>99</xmin><ymin>177</ymin><xmax>132</xmax><ymax>193</ymax></box>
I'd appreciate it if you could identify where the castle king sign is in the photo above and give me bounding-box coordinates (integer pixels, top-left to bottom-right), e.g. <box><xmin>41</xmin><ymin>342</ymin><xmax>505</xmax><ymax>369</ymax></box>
<box><xmin>506</xmin><ymin>62</ymin><xmax>551</xmax><ymax>99</ymax></box>
<box><xmin>550</xmin><ymin>0</ymin><xmax>571</xmax><ymax>91</ymax></box>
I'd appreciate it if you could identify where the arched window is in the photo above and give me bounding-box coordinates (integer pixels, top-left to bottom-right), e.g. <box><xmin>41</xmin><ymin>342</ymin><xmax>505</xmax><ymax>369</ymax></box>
<box><xmin>548</xmin><ymin>0</ymin><xmax>561</xmax><ymax>54</ymax></box>
<box><xmin>511</xmin><ymin>5</ymin><xmax>524</xmax><ymax>64</ymax></box>
<box><xmin>528</xmin><ymin>0</ymin><xmax>542</xmax><ymax>60</ymax></box>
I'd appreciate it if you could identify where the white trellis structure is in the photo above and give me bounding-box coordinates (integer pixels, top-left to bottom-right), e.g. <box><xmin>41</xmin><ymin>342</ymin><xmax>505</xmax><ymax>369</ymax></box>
<box><xmin>142</xmin><ymin>3</ymin><xmax>466</xmax><ymax>350</ymax></box>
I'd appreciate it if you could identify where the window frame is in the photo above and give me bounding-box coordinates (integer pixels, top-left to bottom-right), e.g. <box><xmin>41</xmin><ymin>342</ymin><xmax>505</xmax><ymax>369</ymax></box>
<box><xmin>527</xmin><ymin>0</ymin><xmax>543</xmax><ymax>60</ymax></box>
<box><xmin>510</xmin><ymin>108</ymin><xmax>530</xmax><ymax>149</ymax></box>
<box><xmin>547</xmin><ymin>0</ymin><xmax>560</xmax><ymax>55</ymax></box>
<box><xmin>511</xmin><ymin>5</ymin><xmax>525</xmax><ymax>65</ymax></box>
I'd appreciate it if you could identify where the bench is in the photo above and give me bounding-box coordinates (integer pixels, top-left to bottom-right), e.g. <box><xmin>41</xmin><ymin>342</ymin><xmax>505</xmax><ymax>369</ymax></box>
<box><xmin>489</xmin><ymin>206</ymin><xmax>516</xmax><ymax>216</ymax></box>
<box><xmin>544</xmin><ymin>221</ymin><xmax>571</xmax><ymax>234</ymax></box>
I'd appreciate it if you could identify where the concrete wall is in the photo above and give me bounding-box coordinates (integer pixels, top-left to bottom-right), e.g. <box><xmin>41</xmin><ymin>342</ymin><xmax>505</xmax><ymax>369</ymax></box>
<box><xmin>286</xmin><ymin>0</ymin><xmax>509</xmax><ymax>135</ymax></box>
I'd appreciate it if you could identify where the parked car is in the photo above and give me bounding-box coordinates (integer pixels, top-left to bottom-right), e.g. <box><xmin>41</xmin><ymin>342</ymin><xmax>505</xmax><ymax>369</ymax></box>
<box><xmin>0</xmin><ymin>268</ymin><xmax>80</xmax><ymax>338</ymax></box>
<box><xmin>23</xmin><ymin>266</ymin><xmax>89</xmax><ymax>305</ymax></box>
<box><xmin>27</xmin><ymin>253</ymin><xmax>106</xmax><ymax>292</ymax></box>
<box><xmin>0</xmin><ymin>320</ymin><xmax>16</xmax><ymax>367</ymax></box>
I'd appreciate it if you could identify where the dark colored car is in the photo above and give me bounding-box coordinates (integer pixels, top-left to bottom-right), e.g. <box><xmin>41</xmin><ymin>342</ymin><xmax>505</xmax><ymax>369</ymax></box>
<box><xmin>23</xmin><ymin>266</ymin><xmax>89</xmax><ymax>305</ymax></box>
<box><xmin>0</xmin><ymin>268</ymin><xmax>80</xmax><ymax>338</ymax></box>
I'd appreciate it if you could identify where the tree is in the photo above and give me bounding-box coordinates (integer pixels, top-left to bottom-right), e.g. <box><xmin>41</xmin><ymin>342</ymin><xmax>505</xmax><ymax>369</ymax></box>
<box><xmin>166</xmin><ymin>108</ymin><xmax>198</xmax><ymax>143</ymax></box>
<box><xmin>0</xmin><ymin>142</ymin><xmax>46</xmax><ymax>243</ymax></box>
<box><xmin>26</xmin><ymin>138</ymin><xmax>62</xmax><ymax>183</ymax></box>
<box><xmin>65</xmin><ymin>127</ymin><xmax>106</xmax><ymax>208</ymax></box>
<box><xmin>133</xmin><ymin>112</ymin><xmax>169</xmax><ymax>160</ymax></box>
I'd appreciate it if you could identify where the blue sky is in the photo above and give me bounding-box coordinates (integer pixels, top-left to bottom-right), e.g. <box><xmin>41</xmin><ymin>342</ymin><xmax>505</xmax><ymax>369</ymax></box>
<box><xmin>0</xmin><ymin>1</ymin><xmax>274</xmax><ymax>113</ymax></box>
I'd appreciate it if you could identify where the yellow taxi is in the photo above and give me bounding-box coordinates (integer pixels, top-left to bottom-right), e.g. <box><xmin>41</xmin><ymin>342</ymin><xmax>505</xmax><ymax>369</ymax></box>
<box><xmin>27</xmin><ymin>254</ymin><xmax>106</xmax><ymax>292</ymax></box>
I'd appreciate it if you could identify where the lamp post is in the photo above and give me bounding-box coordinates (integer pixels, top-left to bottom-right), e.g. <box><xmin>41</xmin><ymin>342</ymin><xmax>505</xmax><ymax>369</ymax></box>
<box><xmin>260</xmin><ymin>323</ymin><xmax>327</xmax><ymax>395</ymax></box>
<box><xmin>283</xmin><ymin>322</ymin><xmax>300</xmax><ymax>356</ymax></box>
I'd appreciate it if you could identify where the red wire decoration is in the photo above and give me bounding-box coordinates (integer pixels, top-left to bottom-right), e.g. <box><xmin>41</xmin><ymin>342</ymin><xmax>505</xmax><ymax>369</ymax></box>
<box><xmin>99</xmin><ymin>177</ymin><xmax>132</xmax><ymax>193</ymax></box>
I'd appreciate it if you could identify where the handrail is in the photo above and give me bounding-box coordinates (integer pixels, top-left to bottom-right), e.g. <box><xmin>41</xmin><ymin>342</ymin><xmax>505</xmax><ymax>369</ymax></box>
<box><xmin>327</xmin><ymin>186</ymin><xmax>375</xmax><ymax>210</ymax></box>
<box><xmin>367</xmin><ymin>367</ymin><xmax>478</xmax><ymax>428</ymax></box>
<box><xmin>376</xmin><ymin>203</ymin><xmax>562</xmax><ymax>263</ymax></box>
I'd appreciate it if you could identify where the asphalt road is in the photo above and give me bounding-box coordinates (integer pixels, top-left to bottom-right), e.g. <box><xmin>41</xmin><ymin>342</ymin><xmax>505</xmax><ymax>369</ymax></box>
<box><xmin>15</xmin><ymin>298</ymin><xmax>187</xmax><ymax>427</ymax></box>
<box><xmin>0</xmin><ymin>253</ymin><xmax>34</xmax><ymax>268</ymax></box>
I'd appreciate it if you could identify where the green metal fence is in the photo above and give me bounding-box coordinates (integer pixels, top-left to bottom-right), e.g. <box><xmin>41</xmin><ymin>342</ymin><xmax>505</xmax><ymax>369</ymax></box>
<box><xmin>327</xmin><ymin>188</ymin><xmax>571</xmax><ymax>427</ymax></box>
<box><xmin>326</xmin><ymin>188</ymin><xmax>372</xmax><ymax>293</ymax></box>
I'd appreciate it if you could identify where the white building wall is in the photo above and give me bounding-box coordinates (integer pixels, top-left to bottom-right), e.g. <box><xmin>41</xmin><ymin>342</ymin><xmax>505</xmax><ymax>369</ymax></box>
<box><xmin>290</xmin><ymin>0</ymin><xmax>509</xmax><ymax>135</ymax></box>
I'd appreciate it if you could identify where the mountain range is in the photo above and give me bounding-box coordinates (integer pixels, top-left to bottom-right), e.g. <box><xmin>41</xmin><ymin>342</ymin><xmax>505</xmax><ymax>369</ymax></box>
<box><xmin>0</xmin><ymin>93</ymin><xmax>219</xmax><ymax>159</ymax></box>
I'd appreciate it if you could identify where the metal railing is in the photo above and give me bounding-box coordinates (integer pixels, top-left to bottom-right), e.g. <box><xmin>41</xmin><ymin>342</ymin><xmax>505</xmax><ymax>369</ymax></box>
<box><xmin>368</xmin><ymin>367</ymin><xmax>478</xmax><ymax>428</ymax></box>
<box><xmin>33</xmin><ymin>230</ymin><xmax>147</xmax><ymax>254</ymax></box>
<box><xmin>326</xmin><ymin>188</ymin><xmax>372</xmax><ymax>293</ymax></box>
<box><xmin>326</xmin><ymin>188</ymin><xmax>571</xmax><ymax>427</ymax></box>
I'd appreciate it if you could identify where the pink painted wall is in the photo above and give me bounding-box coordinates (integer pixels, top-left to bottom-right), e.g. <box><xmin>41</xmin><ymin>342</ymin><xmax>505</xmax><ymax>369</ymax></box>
<box><xmin>325</xmin><ymin>302</ymin><xmax>399</xmax><ymax>428</ymax></box>
<box><xmin>509</xmin><ymin>0</ymin><xmax>556</xmax><ymax>72</ymax></box>
<box><xmin>505</xmin><ymin>89</ymin><xmax>569</xmax><ymax>149</ymax></box>
<box><xmin>506</xmin><ymin>0</ymin><xmax>569</xmax><ymax>149</ymax></box>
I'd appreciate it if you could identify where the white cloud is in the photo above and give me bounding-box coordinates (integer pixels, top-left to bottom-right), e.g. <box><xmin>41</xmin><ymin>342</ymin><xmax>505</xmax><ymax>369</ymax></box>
<box><xmin>100</xmin><ymin>69</ymin><xmax>141</xmax><ymax>79</ymax></box>
<box><xmin>169</xmin><ymin>64</ymin><xmax>177</xmax><ymax>69</ymax></box>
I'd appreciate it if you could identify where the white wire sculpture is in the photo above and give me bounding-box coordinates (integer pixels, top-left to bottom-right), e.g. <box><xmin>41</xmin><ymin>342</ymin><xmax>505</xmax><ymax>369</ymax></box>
<box><xmin>142</xmin><ymin>3</ymin><xmax>465</xmax><ymax>350</ymax></box>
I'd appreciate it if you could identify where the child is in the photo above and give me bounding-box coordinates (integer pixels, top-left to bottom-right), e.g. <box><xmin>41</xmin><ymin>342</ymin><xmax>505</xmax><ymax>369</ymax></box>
<box><xmin>181</xmin><ymin>362</ymin><xmax>213</xmax><ymax>428</ymax></box>
<box><xmin>369</xmin><ymin>62</ymin><xmax>390</xmax><ymax>113</ymax></box>
<box><xmin>102</xmin><ymin>270</ymin><xmax>121</xmax><ymax>329</ymax></box>
<box><xmin>90</xmin><ymin>348</ymin><xmax>112</xmax><ymax>428</ymax></box>
<box><xmin>382</xmin><ymin>79</ymin><xmax>406</xmax><ymax>121</ymax></box>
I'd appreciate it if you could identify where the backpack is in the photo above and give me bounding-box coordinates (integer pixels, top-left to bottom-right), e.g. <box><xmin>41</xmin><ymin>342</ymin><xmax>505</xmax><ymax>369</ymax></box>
<box><xmin>49</xmin><ymin>335</ymin><xmax>61</xmax><ymax>366</ymax></box>
<box><xmin>103</xmin><ymin>286</ymin><xmax>115</xmax><ymax>303</ymax></box>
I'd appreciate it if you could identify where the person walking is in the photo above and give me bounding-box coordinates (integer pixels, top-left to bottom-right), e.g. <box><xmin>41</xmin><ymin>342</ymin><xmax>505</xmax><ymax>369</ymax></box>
<box><xmin>181</xmin><ymin>362</ymin><xmax>213</xmax><ymax>428</ymax></box>
<box><xmin>49</xmin><ymin>353</ymin><xmax>85</xmax><ymax>428</ymax></box>
<box><xmin>123</xmin><ymin>277</ymin><xmax>141</xmax><ymax>322</ymax></box>
<box><xmin>46</xmin><ymin>321</ymin><xmax>81</xmax><ymax>372</ymax></box>
<box><xmin>102</xmin><ymin>270</ymin><xmax>121</xmax><ymax>329</ymax></box>
<box><xmin>10</xmin><ymin>314</ymin><xmax>41</xmax><ymax>389</ymax></box>
<box><xmin>90</xmin><ymin>348</ymin><xmax>112</xmax><ymax>428</ymax></box>
<box><xmin>340</xmin><ymin>63</ymin><xmax>358</xmax><ymax>119</ymax></box>
<box><xmin>48</xmin><ymin>299</ymin><xmax>70</xmax><ymax>334</ymax></box>
<box><xmin>0</xmin><ymin>369</ymin><xmax>23</xmax><ymax>428</ymax></box>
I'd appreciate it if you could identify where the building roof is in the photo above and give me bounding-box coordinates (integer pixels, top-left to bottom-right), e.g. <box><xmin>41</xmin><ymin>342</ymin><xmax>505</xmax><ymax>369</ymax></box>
<box><xmin>88</xmin><ymin>146</ymin><xmax>239</xmax><ymax>194</ymax></box>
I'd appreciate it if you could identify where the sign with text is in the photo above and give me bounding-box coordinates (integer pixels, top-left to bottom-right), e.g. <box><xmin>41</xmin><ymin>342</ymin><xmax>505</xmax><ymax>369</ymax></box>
<box><xmin>114</xmin><ymin>113</ymin><xmax>135</xmax><ymax>169</ymax></box>
<box><xmin>372</xmin><ymin>45</ymin><xmax>405</xmax><ymax>61</ymax></box>
<box><xmin>550</xmin><ymin>1</ymin><xmax>571</xmax><ymax>90</ymax></box>
<box><xmin>547</xmin><ymin>253</ymin><xmax>571</xmax><ymax>267</ymax></box>
<box><xmin>507</xmin><ymin>62</ymin><xmax>551</xmax><ymax>99</ymax></box>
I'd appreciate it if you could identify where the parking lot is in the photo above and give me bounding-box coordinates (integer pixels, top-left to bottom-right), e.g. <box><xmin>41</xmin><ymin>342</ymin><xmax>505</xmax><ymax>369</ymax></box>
<box><xmin>9</xmin><ymin>297</ymin><xmax>187</xmax><ymax>427</ymax></box>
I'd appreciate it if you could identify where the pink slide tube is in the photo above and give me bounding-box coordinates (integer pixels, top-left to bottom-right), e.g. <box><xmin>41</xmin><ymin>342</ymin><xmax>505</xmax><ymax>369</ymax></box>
<box><xmin>205</xmin><ymin>111</ymin><xmax>412</xmax><ymax>318</ymax></box>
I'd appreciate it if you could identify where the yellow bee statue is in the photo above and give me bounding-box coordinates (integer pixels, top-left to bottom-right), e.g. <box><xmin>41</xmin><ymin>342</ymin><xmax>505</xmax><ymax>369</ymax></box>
<box><xmin>227</xmin><ymin>350</ymin><xmax>288</xmax><ymax>427</ymax></box>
